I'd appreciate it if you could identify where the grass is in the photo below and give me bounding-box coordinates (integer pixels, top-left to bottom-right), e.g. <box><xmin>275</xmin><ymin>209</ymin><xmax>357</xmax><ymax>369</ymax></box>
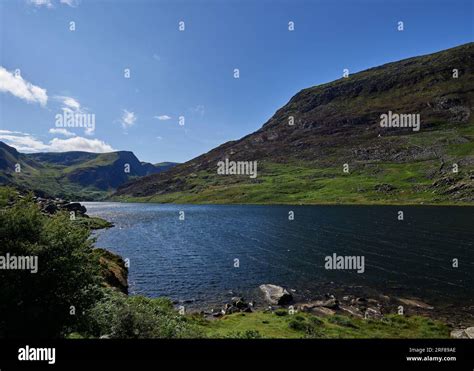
<box><xmin>74</xmin><ymin>216</ymin><xmax>114</xmax><ymax>230</ymax></box>
<box><xmin>198</xmin><ymin>311</ymin><xmax>449</xmax><ymax>339</ymax></box>
<box><xmin>113</xmin><ymin>158</ymin><xmax>472</xmax><ymax>205</ymax></box>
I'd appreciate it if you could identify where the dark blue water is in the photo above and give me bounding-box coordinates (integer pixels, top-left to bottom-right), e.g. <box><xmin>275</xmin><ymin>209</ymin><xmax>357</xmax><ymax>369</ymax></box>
<box><xmin>83</xmin><ymin>203</ymin><xmax>474</xmax><ymax>309</ymax></box>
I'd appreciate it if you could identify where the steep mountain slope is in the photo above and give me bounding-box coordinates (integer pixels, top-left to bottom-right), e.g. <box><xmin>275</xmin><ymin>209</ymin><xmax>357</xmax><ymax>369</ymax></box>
<box><xmin>0</xmin><ymin>142</ymin><xmax>178</xmax><ymax>200</ymax></box>
<box><xmin>114</xmin><ymin>43</ymin><xmax>474</xmax><ymax>204</ymax></box>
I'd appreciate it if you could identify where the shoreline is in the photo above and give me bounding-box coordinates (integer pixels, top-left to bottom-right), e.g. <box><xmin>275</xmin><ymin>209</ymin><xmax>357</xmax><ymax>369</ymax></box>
<box><xmin>84</xmin><ymin>198</ymin><xmax>473</xmax><ymax>337</ymax></box>
<box><xmin>107</xmin><ymin>198</ymin><xmax>474</xmax><ymax>207</ymax></box>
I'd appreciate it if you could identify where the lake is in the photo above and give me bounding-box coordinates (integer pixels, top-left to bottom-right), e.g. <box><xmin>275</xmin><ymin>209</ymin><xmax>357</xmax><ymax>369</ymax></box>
<box><xmin>83</xmin><ymin>202</ymin><xmax>474</xmax><ymax>310</ymax></box>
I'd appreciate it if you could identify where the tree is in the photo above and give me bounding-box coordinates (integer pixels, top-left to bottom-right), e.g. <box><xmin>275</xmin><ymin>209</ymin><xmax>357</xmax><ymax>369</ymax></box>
<box><xmin>0</xmin><ymin>198</ymin><xmax>103</xmax><ymax>337</ymax></box>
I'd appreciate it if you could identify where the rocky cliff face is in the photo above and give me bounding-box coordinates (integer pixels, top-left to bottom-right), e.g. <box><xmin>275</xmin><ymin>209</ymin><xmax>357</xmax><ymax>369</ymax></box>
<box><xmin>93</xmin><ymin>248</ymin><xmax>129</xmax><ymax>294</ymax></box>
<box><xmin>114</xmin><ymin>43</ymin><xmax>474</xmax><ymax>204</ymax></box>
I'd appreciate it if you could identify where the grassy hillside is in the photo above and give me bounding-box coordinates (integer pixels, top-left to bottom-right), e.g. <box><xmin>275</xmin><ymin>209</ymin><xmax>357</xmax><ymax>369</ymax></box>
<box><xmin>113</xmin><ymin>43</ymin><xmax>474</xmax><ymax>205</ymax></box>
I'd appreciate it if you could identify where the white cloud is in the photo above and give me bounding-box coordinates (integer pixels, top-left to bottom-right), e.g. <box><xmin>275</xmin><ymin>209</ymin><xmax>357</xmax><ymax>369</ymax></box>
<box><xmin>0</xmin><ymin>132</ymin><xmax>113</xmax><ymax>153</ymax></box>
<box><xmin>152</xmin><ymin>54</ymin><xmax>161</xmax><ymax>62</ymax></box>
<box><xmin>28</xmin><ymin>0</ymin><xmax>53</xmax><ymax>8</ymax></box>
<box><xmin>156</xmin><ymin>136</ymin><xmax>163</xmax><ymax>140</ymax></box>
<box><xmin>27</xmin><ymin>0</ymin><xmax>79</xmax><ymax>8</ymax></box>
<box><xmin>0</xmin><ymin>129</ymin><xmax>30</xmax><ymax>135</ymax></box>
<box><xmin>60</xmin><ymin>0</ymin><xmax>79</xmax><ymax>7</ymax></box>
<box><xmin>0</xmin><ymin>66</ymin><xmax>48</xmax><ymax>106</ymax></box>
<box><xmin>55</xmin><ymin>95</ymin><xmax>81</xmax><ymax>111</ymax></box>
<box><xmin>54</xmin><ymin>95</ymin><xmax>95</xmax><ymax>135</ymax></box>
<box><xmin>84</xmin><ymin>126</ymin><xmax>95</xmax><ymax>136</ymax></box>
<box><xmin>49</xmin><ymin>128</ymin><xmax>75</xmax><ymax>137</ymax></box>
<box><xmin>154</xmin><ymin>115</ymin><xmax>171</xmax><ymax>121</ymax></box>
<box><xmin>121</xmin><ymin>110</ymin><xmax>136</xmax><ymax>129</ymax></box>
<box><xmin>0</xmin><ymin>134</ymin><xmax>49</xmax><ymax>152</ymax></box>
<box><xmin>48</xmin><ymin>137</ymin><xmax>114</xmax><ymax>152</ymax></box>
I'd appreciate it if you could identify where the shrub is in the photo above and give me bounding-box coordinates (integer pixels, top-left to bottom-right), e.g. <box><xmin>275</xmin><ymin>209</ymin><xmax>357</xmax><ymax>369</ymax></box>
<box><xmin>328</xmin><ymin>315</ymin><xmax>359</xmax><ymax>328</ymax></box>
<box><xmin>83</xmin><ymin>289</ymin><xmax>202</xmax><ymax>339</ymax></box>
<box><xmin>274</xmin><ymin>309</ymin><xmax>288</xmax><ymax>316</ymax></box>
<box><xmin>0</xmin><ymin>198</ymin><xmax>103</xmax><ymax>337</ymax></box>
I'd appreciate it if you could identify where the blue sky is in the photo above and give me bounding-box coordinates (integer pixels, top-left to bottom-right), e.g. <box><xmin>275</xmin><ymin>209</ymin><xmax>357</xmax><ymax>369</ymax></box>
<box><xmin>0</xmin><ymin>0</ymin><xmax>472</xmax><ymax>163</ymax></box>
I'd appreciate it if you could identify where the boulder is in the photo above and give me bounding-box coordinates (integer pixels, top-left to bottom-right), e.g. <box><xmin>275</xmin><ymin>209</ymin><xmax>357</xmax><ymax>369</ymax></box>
<box><xmin>259</xmin><ymin>284</ymin><xmax>293</xmax><ymax>305</ymax></box>
<box><xmin>339</xmin><ymin>305</ymin><xmax>364</xmax><ymax>318</ymax></box>
<box><xmin>60</xmin><ymin>202</ymin><xmax>87</xmax><ymax>215</ymax></box>
<box><xmin>465</xmin><ymin>327</ymin><xmax>474</xmax><ymax>339</ymax></box>
<box><xmin>232</xmin><ymin>297</ymin><xmax>248</xmax><ymax>309</ymax></box>
<box><xmin>450</xmin><ymin>329</ymin><xmax>468</xmax><ymax>339</ymax></box>
<box><xmin>42</xmin><ymin>202</ymin><xmax>58</xmax><ymax>214</ymax></box>
<box><xmin>364</xmin><ymin>307</ymin><xmax>383</xmax><ymax>320</ymax></box>
<box><xmin>299</xmin><ymin>304</ymin><xmax>335</xmax><ymax>316</ymax></box>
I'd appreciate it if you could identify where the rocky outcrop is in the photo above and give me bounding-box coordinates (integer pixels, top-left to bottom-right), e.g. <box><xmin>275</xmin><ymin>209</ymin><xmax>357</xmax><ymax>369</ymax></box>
<box><xmin>59</xmin><ymin>202</ymin><xmax>87</xmax><ymax>216</ymax></box>
<box><xmin>450</xmin><ymin>327</ymin><xmax>474</xmax><ymax>339</ymax></box>
<box><xmin>204</xmin><ymin>297</ymin><xmax>254</xmax><ymax>318</ymax></box>
<box><xmin>93</xmin><ymin>248</ymin><xmax>129</xmax><ymax>294</ymax></box>
<box><xmin>259</xmin><ymin>284</ymin><xmax>293</xmax><ymax>305</ymax></box>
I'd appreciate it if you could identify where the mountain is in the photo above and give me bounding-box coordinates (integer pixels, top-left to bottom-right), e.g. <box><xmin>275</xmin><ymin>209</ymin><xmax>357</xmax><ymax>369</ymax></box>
<box><xmin>0</xmin><ymin>142</ymin><xmax>178</xmax><ymax>200</ymax></box>
<box><xmin>113</xmin><ymin>43</ymin><xmax>474</xmax><ymax>204</ymax></box>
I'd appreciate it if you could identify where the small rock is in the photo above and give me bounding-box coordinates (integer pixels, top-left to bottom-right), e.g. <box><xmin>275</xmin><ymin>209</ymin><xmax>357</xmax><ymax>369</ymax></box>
<box><xmin>339</xmin><ymin>305</ymin><xmax>364</xmax><ymax>318</ymax></box>
<box><xmin>364</xmin><ymin>307</ymin><xmax>383</xmax><ymax>320</ymax></box>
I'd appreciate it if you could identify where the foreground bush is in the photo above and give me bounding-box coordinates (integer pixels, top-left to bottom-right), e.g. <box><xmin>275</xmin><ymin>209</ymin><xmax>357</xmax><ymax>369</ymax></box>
<box><xmin>0</xmin><ymin>197</ymin><xmax>103</xmax><ymax>337</ymax></box>
<box><xmin>83</xmin><ymin>289</ymin><xmax>203</xmax><ymax>338</ymax></box>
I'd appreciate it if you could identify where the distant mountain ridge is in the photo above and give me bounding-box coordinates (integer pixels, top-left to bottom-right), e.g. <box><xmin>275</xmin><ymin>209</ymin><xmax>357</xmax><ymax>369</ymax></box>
<box><xmin>113</xmin><ymin>42</ymin><xmax>474</xmax><ymax>204</ymax></box>
<box><xmin>0</xmin><ymin>142</ymin><xmax>178</xmax><ymax>200</ymax></box>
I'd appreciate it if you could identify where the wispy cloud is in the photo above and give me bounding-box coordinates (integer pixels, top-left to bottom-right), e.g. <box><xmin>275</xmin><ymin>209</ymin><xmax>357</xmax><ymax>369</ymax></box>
<box><xmin>191</xmin><ymin>104</ymin><xmax>205</xmax><ymax>116</ymax></box>
<box><xmin>121</xmin><ymin>110</ymin><xmax>136</xmax><ymax>129</ymax></box>
<box><xmin>154</xmin><ymin>115</ymin><xmax>171</xmax><ymax>121</ymax></box>
<box><xmin>0</xmin><ymin>66</ymin><xmax>48</xmax><ymax>106</ymax></box>
<box><xmin>60</xmin><ymin>0</ymin><xmax>79</xmax><ymax>7</ymax></box>
<box><xmin>55</xmin><ymin>95</ymin><xmax>81</xmax><ymax>111</ymax></box>
<box><xmin>48</xmin><ymin>128</ymin><xmax>75</xmax><ymax>137</ymax></box>
<box><xmin>152</xmin><ymin>54</ymin><xmax>161</xmax><ymax>62</ymax></box>
<box><xmin>28</xmin><ymin>0</ymin><xmax>53</xmax><ymax>8</ymax></box>
<box><xmin>0</xmin><ymin>131</ymin><xmax>114</xmax><ymax>153</ymax></box>
<box><xmin>27</xmin><ymin>0</ymin><xmax>79</xmax><ymax>8</ymax></box>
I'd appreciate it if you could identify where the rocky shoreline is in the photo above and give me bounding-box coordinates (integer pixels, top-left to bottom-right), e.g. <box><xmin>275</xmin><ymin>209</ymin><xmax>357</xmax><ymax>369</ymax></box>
<box><xmin>198</xmin><ymin>283</ymin><xmax>474</xmax><ymax>338</ymax></box>
<box><xmin>22</xmin><ymin>192</ymin><xmax>469</xmax><ymax>339</ymax></box>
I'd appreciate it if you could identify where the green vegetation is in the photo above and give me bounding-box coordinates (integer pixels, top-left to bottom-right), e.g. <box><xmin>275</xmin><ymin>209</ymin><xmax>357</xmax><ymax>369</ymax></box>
<box><xmin>0</xmin><ymin>195</ymin><xmax>103</xmax><ymax>337</ymax></box>
<box><xmin>81</xmin><ymin>290</ymin><xmax>202</xmax><ymax>339</ymax></box>
<box><xmin>0</xmin><ymin>187</ymin><xmax>454</xmax><ymax>339</ymax></box>
<box><xmin>0</xmin><ymin>192</ymin><xmax>199</xmax><ymax>338</ymax></box>
<box><xmin>198</xmin><ymin>311</ymin><xmax>449</xmax><ymax>339</ymax></box>
<box><xmin>113</xmin><ymin>156</ymin><xmax>471</xmax><ymax>205</ymax></box>
<box><xmin>0</xmin><ymin>143</ymin><xmax>177</xmax><ymax>200</ymax></box>
<box><xmin>75</xmin><ymin>216</ymin><xmax>114</xmax><ymax>230</ymax></box>
<box><xmin>113</xmin><ymin>43</ymin><xmax>474</xmax><ymax>205</ymax></box>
